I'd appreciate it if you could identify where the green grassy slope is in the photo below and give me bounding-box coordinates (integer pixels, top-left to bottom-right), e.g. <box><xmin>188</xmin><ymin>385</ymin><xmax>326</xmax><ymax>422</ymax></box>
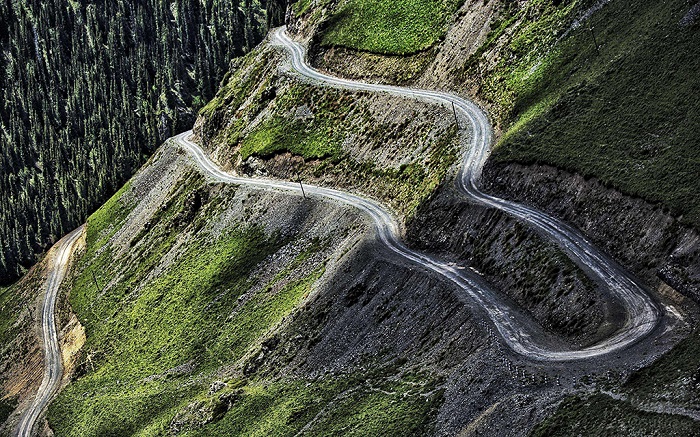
<box><xmin>47</xmin><ymin>163</ymin><xmax>444</xmax><ymax>435</ymax></box>
<box><xmin>239</xmin><ymin>84</ymin><xmax>352</xmax><ymax>160</ymax></box>
<box><xmin>180</xmin><ymin>372</ymin><xmax>442</xmax><ymax>436</ymax></box>
<box><xmin>471</xmin><ymin>0</ymin><xmax>700</xmax><ymax>226</ymax></box>
<box><xmin>319</xmin><ymin>0</ymin><xmax>465</xmax><ymax>54</ymax></box>
<box><xmin>48</xmin><ymin>173</ymin><xmax>285</xmax><ymax>435</ymax></box>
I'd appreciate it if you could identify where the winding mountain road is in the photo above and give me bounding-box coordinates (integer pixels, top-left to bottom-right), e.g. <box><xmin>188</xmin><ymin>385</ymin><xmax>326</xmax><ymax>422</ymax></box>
<box><xmin>272</xmin><ymin>27</ymin><xmax>663</xmax><ymax>357</ymax></box>
<box><xmin>10</xmin><ymin>24</ymin><xmax>667</xmax><ymax>437</ymax></box>
<box><xmin>177</xmin><ymin>27</ymin><xmax>661</xmax><ymax>361</ymax></box>
<box><xmin>14</xmin><ymin>27</ymin><xmax>666</xmax><ymax>434</ymax></box>
<box><xmin>13</xmin><ymin>226</ymin><xmax>83</xmax><ymax>437</ymax></box>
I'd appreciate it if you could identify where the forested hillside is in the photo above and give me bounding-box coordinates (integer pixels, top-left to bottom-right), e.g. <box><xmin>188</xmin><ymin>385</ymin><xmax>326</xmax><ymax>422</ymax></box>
<box><xmin>0</xmin><ymin>0</ymin><xmax>282</xmax><ymax>284</ymax></box>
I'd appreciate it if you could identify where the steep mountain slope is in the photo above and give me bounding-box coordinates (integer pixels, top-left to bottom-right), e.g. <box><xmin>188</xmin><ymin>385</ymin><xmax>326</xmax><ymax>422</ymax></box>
<box><xmin>295</xmin><ymin>0</ymin><xmax>700</xmax><ymax>432</ymax></box>
<box><xmin>2</xmin><ymin>0</ymin><xmax>698</xmax><ymax>435</ymax></box>
<box><xmin>43</xmin><ymin>137</ymin><xmax>473</xmax><ymax>435</ymax></box>
<box><xmin>0</xmin><ymin>0</ymin><xmax>282</xmax><ymax>284</ymax></box>
<box><xmin>307</xmin><ymin>0</ymin><xmax>700</xmax><ymax>297</ymax></box>
<box><xmin>30</xmin><ymin>27</ymin><xmax>684</xmax><ymax>437</ymax></box>
<box><xmin>39</xmin><ymin>128</ymin><xmax>667</xmax><ymax>435</ymax></box>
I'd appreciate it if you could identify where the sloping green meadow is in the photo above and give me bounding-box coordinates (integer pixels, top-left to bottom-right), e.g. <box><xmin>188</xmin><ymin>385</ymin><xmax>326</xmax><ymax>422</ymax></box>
<box><xmin>469</xmin><ymin>0</ymin><xmax>700</xmax><ymax>226</ymax></box>
<box><xmin>47</xmin><ymin>163</ymin><xmax>443</xmax><ymax>435</ymax></box>
<box><xmin>321</xmin><ymin>0</ymin><xmax>465</xmax><ymax>55</ymax></box>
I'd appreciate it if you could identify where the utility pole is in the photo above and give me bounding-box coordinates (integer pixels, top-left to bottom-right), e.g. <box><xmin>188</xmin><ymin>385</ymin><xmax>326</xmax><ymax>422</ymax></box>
<box><xmin>296</xmin><ymin>171</ymin><xmax>306</xmax><ymax>199</ymax></box>
<box><xmin>451</xmin><ymin>102</ymin><xmax>460</xmax><ymax>128</ymax></box>
<box><xmin>92</xmin><ymin>271</ymin><xmax>103</xmax><ymax>293</ymax></box>
<box><xmin>588</xmin><ymin>23</ymin><xmax>600</xmax><ymax>55</ymax></box>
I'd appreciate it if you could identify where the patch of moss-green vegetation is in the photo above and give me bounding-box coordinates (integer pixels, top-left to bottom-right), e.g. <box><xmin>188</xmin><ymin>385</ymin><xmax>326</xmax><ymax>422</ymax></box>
<box><xmin>239</xmin><ymin>84</ymin><xmax>352</xmax><ymax>160</ymax></box>
<box><xmin>293</xmin><ymin>0</ymin><xmax>333</xmax><ymax>18</ymax></box>
<box><xmin>531</xmin><ymin>393</ymin><xmax>700</xmax><ymax>436</ymax></box>
<box><xmin>320</xmin><ymin>0</ymin><xmax>465</xmax><ymax>55</ymax></box>
<box><xmin>240</xmin><ymin>116</ymin><xmax>340</xmax><ymax>160</ymax></box>
<box><xmin>184</xmin><ymin>370</ymin><xmax>443</xmax><ymax>436</ymax></box>
<box><xmin>467</xmin><ymin>0</ymin><xmax>700</xmax><ymax>226</ymax></box>
<box><xmin>47</xmin><ymin>172</ymin><xmax>336</xmax><ymax>435</ymax></box>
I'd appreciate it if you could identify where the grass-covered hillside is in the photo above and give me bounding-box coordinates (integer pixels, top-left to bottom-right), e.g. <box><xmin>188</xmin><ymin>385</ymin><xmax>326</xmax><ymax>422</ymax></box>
<box><xmin>481</xmin><ymin>0</ymin><xmax>700</xmax><ymax>227</ymax></box>
<box><xmin>46</xmin><ymin>145</ymin><xmax>446</xmax><ymax>436</ymax></box>
<box><xmin>318</xmin><ymin>0</ymin><xmax>465</xmax><ymax>54</ymax></box>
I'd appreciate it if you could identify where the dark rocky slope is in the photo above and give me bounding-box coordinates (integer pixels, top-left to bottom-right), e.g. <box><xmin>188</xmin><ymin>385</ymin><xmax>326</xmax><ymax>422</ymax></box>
<box><xmin>406</xmin><ymin>183</ymin><xmax>623</xmax><ymax>347</ymax></box>
<box><xmin>483</xmin><ymin>162</ymin><xmax>700</xmax><ymax>303</ymax></box>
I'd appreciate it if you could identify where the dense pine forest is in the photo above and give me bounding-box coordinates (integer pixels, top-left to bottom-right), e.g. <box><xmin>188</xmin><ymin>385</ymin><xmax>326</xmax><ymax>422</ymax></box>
<box><xmin>0</xmin><ymin>0</ymin><xmax>282</xmax><ymax>283</ymax></box>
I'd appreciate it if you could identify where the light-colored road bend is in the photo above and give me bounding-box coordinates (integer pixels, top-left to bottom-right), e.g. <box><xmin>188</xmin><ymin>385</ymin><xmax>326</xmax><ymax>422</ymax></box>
<box><xmin>14</xmin><ymin>226</ymin><xmax>83</xmax><ymax>437</ymax></box>
<box><xmin>179</xmin><ymin>27</ymin><xmax>662</xmax><ymax>361</ymax></box>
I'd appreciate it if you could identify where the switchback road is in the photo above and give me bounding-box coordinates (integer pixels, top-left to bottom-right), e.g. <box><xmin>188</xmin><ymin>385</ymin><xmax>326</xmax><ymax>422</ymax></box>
<box><xmin>270</xmin><ymin>27</ymin><xmax>662</xmax><ymax>359</ymax></box>
<box><xmin>176</xmin><ymin>27</ymin><xmax>662</xmax><ymax>361</ymax></box>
